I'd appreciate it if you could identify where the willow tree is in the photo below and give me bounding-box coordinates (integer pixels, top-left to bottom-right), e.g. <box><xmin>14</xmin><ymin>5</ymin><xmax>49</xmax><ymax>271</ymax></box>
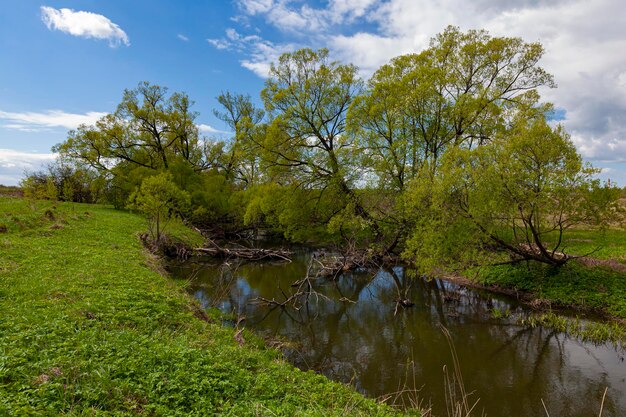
<box><xmin>403</xmin><ymin>114</ymin><xmax>622</xmax><ymax>271</ymax></box>
<box><xmin>213</xmin><ymin>92</ymin><xmax>265</xmax><ymax>187</ymax></box>
<box><xmin>261</xmin><ymin>49</ymin><xmax>361</xmax><ymax>187</ymax></box>
<box><xmin>54</xmin><ymin>82</ymin><xmax>206</xmax><ymax>174</ymax></box>
<box><xmin>260</xmin><ymin>48</ymin><xmax>379</xmax><ymax>241</ymax></box>
<box><xmin>53</xmin><ymin>82</ymin><xmax>212</xmax><ymax>207</ymax></box>
<box><xmin>350</xmin><ymin>26</ymin><xmax>556</xmax><ymax>188</ymax></box>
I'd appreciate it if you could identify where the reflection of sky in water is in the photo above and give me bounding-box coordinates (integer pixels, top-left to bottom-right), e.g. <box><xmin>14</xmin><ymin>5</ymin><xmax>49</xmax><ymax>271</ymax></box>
<box><xmin>171</xmin><ymin>258</ymin><xmax>626</xmax><ymax>417</ymax></box>
<box><xmin>235</xmin><ymin>277</ymin><xmax>253</xmax><ymax>297</ymax></box>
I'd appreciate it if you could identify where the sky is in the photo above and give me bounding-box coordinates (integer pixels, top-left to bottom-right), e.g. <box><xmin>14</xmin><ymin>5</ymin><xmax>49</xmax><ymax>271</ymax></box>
<box><xmin>1</xmin><ymin>0</ymin><xmax>625</xmax><ymax>186</ymax></box>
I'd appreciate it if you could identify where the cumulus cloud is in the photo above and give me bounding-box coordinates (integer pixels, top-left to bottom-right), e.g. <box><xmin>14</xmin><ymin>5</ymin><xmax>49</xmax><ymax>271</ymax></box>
<box><xmin>208</xmin><ymin>28</ymin><xmax>296</xmax><ymax>78</ymax></box>
<box><xmin>41</xmin><ymin>6</ymin><xmax>130</xmax><ymax>47</ymax></box>
<box><xmin>0</xmin><ymin>110</ymin><xmax>107</xmax><ymax>132</ymax></box>
<box><xmin>0</xmin><ymin>149</ymin><xmax>57</xmax><ymax>186</ymax></box>
<box><xmin>241</xmin><ymin>40</ymin><xmax>297</xmax><ymax>78</ymax></box>
<box><xmin>235</xmin><ymin>0</ymin><xmax>379</xmax><ymax>32</ymax></box>
<box><xmin>198</xmin><ymin>124</ymin><xmax>230</xmax><ymax>135</ymax></box>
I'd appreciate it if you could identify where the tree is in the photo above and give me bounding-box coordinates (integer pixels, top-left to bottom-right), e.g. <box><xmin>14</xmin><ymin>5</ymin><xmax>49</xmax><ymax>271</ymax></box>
<box><xmin>54</xmin><ymin>82</ymin><xmax>206</xmax><ymax>175</ymax></box>
<box><xmin>260</xmin><ymin>48</ymin><xmax>382</xmax><ymax>239</ymax></box>
<box><xmin>403</xmin><ymin>114</ymin><xmax>622</xmax><ymax>271</ymax></box>
<box><xmin>348</xmin><ymin>54</ymin><xmax>429</xmax><ymax>193</ymax></box>
<box><xmin>350</xmin><ymin>26</ymin><xmax>556</xmax><ymax>187</ymax></box>
<box><xmin>262</xmin><ymin>49</ymin><xmax>362</xmax><ymax>188</ymax></box>
<box><xmin>53</xmin><ymin>82</ymin><xmax>214</xmax><ymax>207</ymax></box>
<box><xmin>127</xmin><ymin>173</ymin><xmax>190</xmax><ymax>243</ymax></box>
<box><xmin>213</xmin><ymin>92</ymin><xmax>265</xmax><ymax>186</ymax></box>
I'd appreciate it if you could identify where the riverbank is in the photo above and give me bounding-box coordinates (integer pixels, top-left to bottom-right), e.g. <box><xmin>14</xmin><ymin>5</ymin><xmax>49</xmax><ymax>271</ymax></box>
<box><xmin>473</xmin><ymin>259</ymin><xmax>626</xmax><ymax>319</ymax></box>
<box><xmin>0</xmin><ymin>197</ymin><xmax>410</xmax><ymax>416</ymax></box>
<box><xmin>432</xmin><ymin>232</ymin><xmax>626</xmax><ymax>344</ymax></box>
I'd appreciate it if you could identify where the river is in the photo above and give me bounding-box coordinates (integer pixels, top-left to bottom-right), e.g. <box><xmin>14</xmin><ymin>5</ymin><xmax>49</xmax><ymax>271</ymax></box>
<box><xmin>169</xmin><ymin>249</ymin><xmax>626</xmax><ymax>416</ymax></box>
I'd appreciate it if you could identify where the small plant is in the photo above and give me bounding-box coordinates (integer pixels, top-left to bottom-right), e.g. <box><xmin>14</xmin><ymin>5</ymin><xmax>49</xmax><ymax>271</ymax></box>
<box><xmin>490</xmin><ymin>307</ymin><xmax>510</xmax><ymax>319</ymax></box>
<box><xmin>127</xmin><ymin>173</ymin><xmax>191</xmax><ymax>244</ymax></box>
<box><xmin>520</xmin><ymin>312</ymin><xmax>626</xmax><ymax>347</ymax></box>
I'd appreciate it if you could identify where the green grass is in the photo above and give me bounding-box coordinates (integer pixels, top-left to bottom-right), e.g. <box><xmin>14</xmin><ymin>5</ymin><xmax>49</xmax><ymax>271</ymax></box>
<box><xmin>475</xmin><ymin>260</ymin><xmax>626</xmax><ymax>319</ymax></box>
<box><xmin>520</xmin><ymin>312</ymin><xmax>625</xmax><ymax>348</ymax></box>
<box><xmin>468</xmin><ymin>226</ymin><xmax>626</xmax><ymax>324</ymax></box>
<box><xmin>549</xmin><ymin>228</ymin><xmax>626</xmax><ymax>263</ymax></box>
<box><xmin>0</xmin><ymin>197</ymin><xmax>410</xmax><ymax>416</ymax></box>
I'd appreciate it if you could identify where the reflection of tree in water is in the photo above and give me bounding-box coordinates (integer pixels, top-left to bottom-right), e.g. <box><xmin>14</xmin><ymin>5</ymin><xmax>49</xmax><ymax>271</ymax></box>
<box><xmin>173</xmin><ymin>256</ymin><xmax>626</xmax><ymax>417</ymax></box>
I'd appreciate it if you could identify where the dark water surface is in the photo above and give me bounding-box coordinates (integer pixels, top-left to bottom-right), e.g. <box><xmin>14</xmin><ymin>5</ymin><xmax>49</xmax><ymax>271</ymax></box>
<box><xmin>169</xmin><ymin>251</ymin><xmax>626</xmax><ymax>417</ymax></box>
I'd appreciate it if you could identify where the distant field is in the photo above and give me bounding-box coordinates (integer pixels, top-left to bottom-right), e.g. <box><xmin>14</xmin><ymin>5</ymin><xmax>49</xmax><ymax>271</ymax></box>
<box><xmin>0</xmin><ymin>185</ymin><xmax>22</xmax><ymax>197</ymax></box>
<box><xmin>555</xmin><ymin>228</ymin><xmax>626</xmax><ymax>264</ymax></box>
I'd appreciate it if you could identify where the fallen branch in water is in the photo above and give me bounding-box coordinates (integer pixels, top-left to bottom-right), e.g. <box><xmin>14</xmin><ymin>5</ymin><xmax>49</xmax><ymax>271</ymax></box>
<box><xmin>193</xmin><ymin>240</ymin><xmax>292</xmax><ymax>262</ymax></box>
<box><xmin>311</xmin><ymin>248</ymin><xmax>382</xmax><ymax>278</ymax></box>
<box><xmin>254</xmin><ymin>258</ymin><xmax>329</xmax><ymax>310</ymax></box>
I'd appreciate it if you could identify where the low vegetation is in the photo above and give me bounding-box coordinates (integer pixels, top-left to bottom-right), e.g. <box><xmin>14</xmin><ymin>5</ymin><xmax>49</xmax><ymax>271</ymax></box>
<box><xmin>520</xmin><ymin>312</ymin><xmax>626</xmax><ymax>348</ymax></box>
<box><xmin>475</xmin><ymin>260</ymin><xmax>626</xmax><ymax>319</ymax></box>
<box><xmin>0</xmin><ymin>197</ymin><xmax>410</xmax><ymax>416</ymax></box>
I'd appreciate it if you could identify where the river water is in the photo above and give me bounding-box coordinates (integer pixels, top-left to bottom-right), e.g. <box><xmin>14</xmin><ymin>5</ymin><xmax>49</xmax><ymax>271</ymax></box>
<box><xmin>169</xmin><ymin>250</ymin><xmax>626</xmax><ymax>417</ymax></box>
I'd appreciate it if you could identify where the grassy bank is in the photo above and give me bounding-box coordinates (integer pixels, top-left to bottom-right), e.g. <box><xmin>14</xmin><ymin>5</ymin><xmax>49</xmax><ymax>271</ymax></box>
<box><xmin>471</xmin><ymin>228</ymin><xmax>626</xmax><ymax>320</ymax></box>
<box><xmin>0</xmin><ymin>197</ymin><xmax>409</xmax><ymax>416</ymax></box>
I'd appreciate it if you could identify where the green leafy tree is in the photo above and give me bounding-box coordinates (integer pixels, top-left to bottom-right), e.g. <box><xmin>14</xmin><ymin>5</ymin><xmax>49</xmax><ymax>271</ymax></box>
<box><xmin>404</xmin><ymin>115</ymin><xmax>622</xmax><ymax>271</ymax></box>
<box><xmin>52</xmin><ymin>82</ymin><xmax>220</xmax><ymax>210</ymax></box>
<box><xmin>54</xmin><ymin>82</ymin><xmax>207</xmax><ymax>187</ymax></box>
<box><xmin>127</xmin><ymin>173</ymin><xmax>190</xmax><ymax>243</ymax></box>
<box><xmin>213</xmin><ymin>92</ymin><xmax>265</xmax><ymax>186</ymax></box>
<box><xmin>350</xmin><ymin>26</ymin><xmax>556</xmax><ymax>187</ymax></box>
<box><xmin>261</xmin><ymin>49</ymin><xmax>362</xmax><ymax>191</ymax></box>
<box><xmin>346</xmin><ymin>26</ymin><xmax>557</xmax><ymax>254</ymax></box>
<box><xmin>260</xmin><ymin>48</ymin><xmax>385</xmax><ymax>242</ymax></box>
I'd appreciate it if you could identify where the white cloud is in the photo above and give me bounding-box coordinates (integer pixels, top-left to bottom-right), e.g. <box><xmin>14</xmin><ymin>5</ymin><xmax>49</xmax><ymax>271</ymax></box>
<box><xmin>330</xmin><ymin>0</ymin><xmax>379</xmax><ymax>22</ymax></box>
<box><xmin>207</xmin><ymin>38</ymin><xmax>232</xmax><ymax>50</ymax></box>
<box><xmin>242</xmin><ymin>40</ymin><xmax>296</xmax><ymax>78</ymax></box>
<box><xmin>237</xmin><ymin>0</ymin><xmax>275</xmax><ymax>15</ymax></box>
<box><xmin>330</xmin><ymin>32</ymin><xmax>412</xmax><ymax>76</ymax></box>
<box><xmin>177</xmin><ymin>34</ymin><xmax>189</xmax><ymax>42</ymax></box>
<box><xmin>208</xmin><ymin>28</ymin><xmax>296</xmax><ymax>78</ymax></box>
<box><xmin>0</xmin><ymin>149</ymin><xmax>57</xmax><ymax>186</ymax></box>
<box><xmin>235</xmin><ymin>0</ymin><xmax>379</xmax><ymax>33</ymax></box>
<box><xmin>0</xmin><ymin>110</ymin><xmax>107</xmax><ymax>132</ymax></box>
<box><xmin>41</xmin><ymin>6</ymin><xmax>130</xmax><ymax>47</ymax></box>
<box><xmin>198</xmin><ymin>124</ymin><xmax>230</xmax><ymax>135</ymax></box>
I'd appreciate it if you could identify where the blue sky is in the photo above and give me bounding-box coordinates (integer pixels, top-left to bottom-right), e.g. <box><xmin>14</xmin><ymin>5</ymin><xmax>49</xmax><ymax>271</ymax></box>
<box><xmin>1</xmin><ymin>0</ymin><xmax>625</xmax><ymax>186</ymax></box>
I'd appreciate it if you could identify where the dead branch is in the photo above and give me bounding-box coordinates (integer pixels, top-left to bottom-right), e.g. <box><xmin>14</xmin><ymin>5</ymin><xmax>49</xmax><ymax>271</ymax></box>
<box><xmin>254</xmin><ymin>258</ymin><xmax>329</xmax><ymax>310</ymax></box>
<box><xmin>311</xmin><ymin>249</ymin><xmax>381</xmax><ymax>278</ymax></box>
<box><xmin>193</xmin><ymin>241</ymin><xmax>292</xmax><ymax>262</ymax></box>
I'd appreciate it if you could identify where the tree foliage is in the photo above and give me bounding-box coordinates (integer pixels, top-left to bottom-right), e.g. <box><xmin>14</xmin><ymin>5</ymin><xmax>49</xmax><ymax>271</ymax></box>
<box><xmin>403</xmin><ymin>115</ymin><xmax>622</xmax><ymax>270</ymax></box>
<box><xmin>20</xmin><ymin>161</ymin><xmax>105</xmax><ymax>203</ymax></box>
<box><xmin>55</xmin><ymin>82</ymin><xmax>206</xmax><ymax>173</ymax></box>
<box><xmin>261</xmin><ymin>48</ymin><xmax>362</xmax><ymax>189</ymax></box>
<box><xmin>213</xmin><ymin>92</ymin><xmax>265</xmax><ymax>186</ymax></box>
<box><xmin>127</xmin><ymin>173</ymin><xmax>190</xmax><ymax>243</ymax></box>
<box><xmin>350</xmin><ymin>25</ymin><xmax>555</xmax><ymax>190</ymax></box>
